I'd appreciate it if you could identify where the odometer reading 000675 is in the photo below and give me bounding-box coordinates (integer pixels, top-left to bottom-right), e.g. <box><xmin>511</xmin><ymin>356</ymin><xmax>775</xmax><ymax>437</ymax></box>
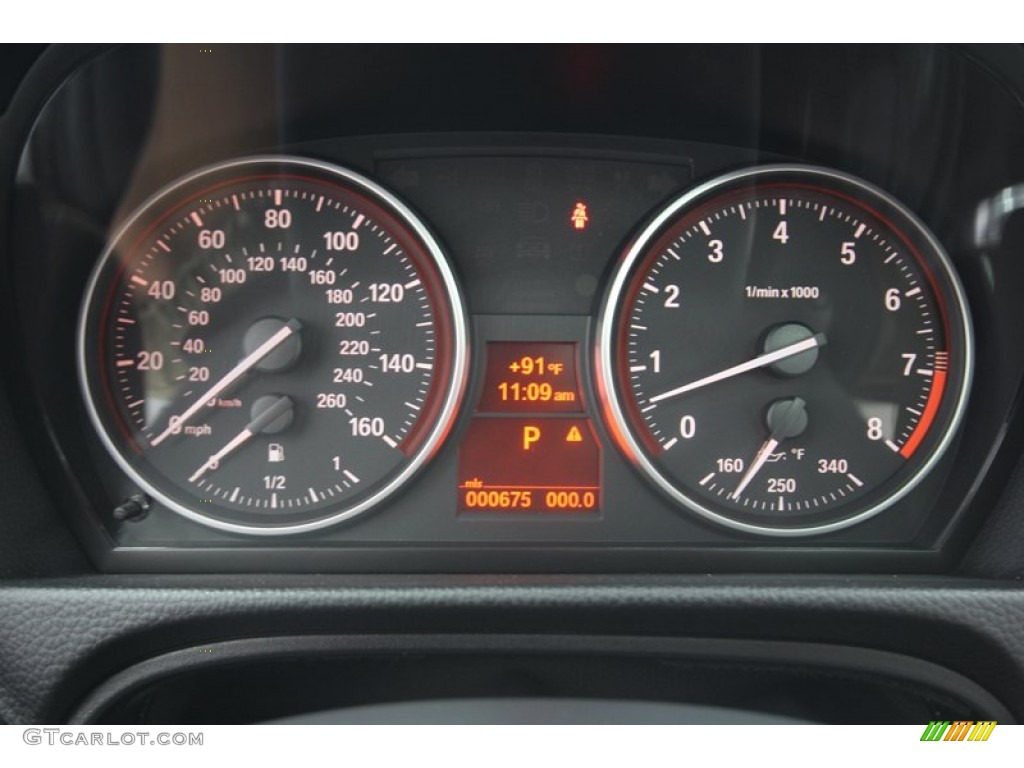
<box><xmin>79</xmin><ymin>156</ymin><xmax>467</xmax><ymax>535</ymax></box>
<box><xmin>597</xmin><ymin>165</ymin><xmax>972</xmax><ymax>536</ymax></box>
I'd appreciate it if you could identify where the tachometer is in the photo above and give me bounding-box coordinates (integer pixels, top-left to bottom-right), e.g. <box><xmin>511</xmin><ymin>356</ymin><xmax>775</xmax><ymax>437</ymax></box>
<box><xmin>596</xmin><ymin>165</ymin><xmax>972</xmax><ymax>536</ymax></box>
<box><xmin>79</xmin><ymin>156</ymin><xmax>468</xmax><ymax>535</ymax></box>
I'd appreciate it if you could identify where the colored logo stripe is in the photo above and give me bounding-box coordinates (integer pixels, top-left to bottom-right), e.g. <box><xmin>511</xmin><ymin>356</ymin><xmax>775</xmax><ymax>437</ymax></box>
<box><xmin>968</xmin><ymin>721</ymin><xmax>997</xmax><ymax>741</ymax></box>
<box><xmin>944</xmin><ymin>721</ymin><xmax>974</xmax><ymax>741</ymax></box>
<box><xmin>920</xmin><ymin>720</ymin><xmax>996</xmax><ymax>741</ymax></box>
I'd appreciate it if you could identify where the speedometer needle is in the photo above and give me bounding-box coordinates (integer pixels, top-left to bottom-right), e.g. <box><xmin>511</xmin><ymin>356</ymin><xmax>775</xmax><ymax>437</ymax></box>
<box><xmin>648</xmin><ymin>333</ymin><xmax>827</xmax><ymax>404</ymax></box>
<box><xmin>151</xmin><ymin>319</ymin><xmax>301</xmax><ymax>447</ymax></box>
<box><xmin>189</xmin><ymin>396</ymin><xmax>294</xmax><ymax>483</ymax></box>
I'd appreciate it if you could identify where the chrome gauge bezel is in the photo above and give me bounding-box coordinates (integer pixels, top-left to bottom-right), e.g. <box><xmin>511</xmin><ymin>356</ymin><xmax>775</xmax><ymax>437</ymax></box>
<box><xmin>595</xmin><ymin>164</ymin><xmax>974</xmax><ymax>537</ymax></box>
<box><xmin>78</xmin><ymin>155</ymin><xmax>470</xmax><ymax>536</ymax></box>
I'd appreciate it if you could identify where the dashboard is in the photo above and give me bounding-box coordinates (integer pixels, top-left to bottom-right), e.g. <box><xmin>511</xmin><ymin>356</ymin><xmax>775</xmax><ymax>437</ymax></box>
<box><xmin>3</xmin><ymin>43</ymin><xmax>1024</xmax><ymax>725</ymax></box>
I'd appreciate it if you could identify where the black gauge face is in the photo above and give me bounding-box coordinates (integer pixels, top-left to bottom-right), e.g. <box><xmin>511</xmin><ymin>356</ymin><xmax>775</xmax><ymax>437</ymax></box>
<box><xmin>597</xmin><ymin>166</ymin><xmax>972</xmax><ymax>536</ymax></box>
<box><xmin>79</xmin><ymin>157</ymin><xmax>468</xmax><ymax>535</ymax></box>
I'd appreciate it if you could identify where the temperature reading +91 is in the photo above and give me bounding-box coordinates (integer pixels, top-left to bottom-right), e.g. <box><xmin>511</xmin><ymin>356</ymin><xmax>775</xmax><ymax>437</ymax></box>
<box><xmin>458</xmin><ymin>343</ymin><xmax>601</xmax><ymax>514</ymax></box>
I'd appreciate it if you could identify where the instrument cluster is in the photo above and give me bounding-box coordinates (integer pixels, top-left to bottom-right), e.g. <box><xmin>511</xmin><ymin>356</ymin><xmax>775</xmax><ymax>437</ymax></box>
<box><xmin>7</xmin><ymin>44</ymin><xmax>1024</xmax><ymax>571</ymax></box>
<box><xmin>78</xmin><ymin>154</ymin><xmax>971</xmax><ymax>539</ymax></box>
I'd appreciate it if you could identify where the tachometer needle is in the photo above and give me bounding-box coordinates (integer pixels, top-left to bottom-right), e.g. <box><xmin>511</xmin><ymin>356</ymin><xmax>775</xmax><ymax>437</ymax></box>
<box><xmin>731</xmin><ymin>397</ymin><xmax>807</xmax><ymax>500</ymax></box>
<box><xmin>648</xmin><ymin>333</ymin><xmax>827</xmax><ymax>404</ymax></box>
<box><xmin>151</xmin><ymin>319</ymin><xmax>301</xmax><ymax>447</ymax></box>
<box><xmin>189</xmin><ymin>396</ymin><xmax>294</xmax><ymax>483</ymax></box>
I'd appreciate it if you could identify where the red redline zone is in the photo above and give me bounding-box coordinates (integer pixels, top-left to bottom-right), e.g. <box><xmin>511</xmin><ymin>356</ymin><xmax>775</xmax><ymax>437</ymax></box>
<box><xmin>900</xmin><ymin>369</ymin><xmax>947</xmax><ymax>459</ymax></box>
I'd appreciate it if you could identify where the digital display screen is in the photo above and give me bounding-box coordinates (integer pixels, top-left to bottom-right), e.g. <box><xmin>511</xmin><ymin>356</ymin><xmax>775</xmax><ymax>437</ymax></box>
<box><xmin>458</xmin><ymin>342</ymin><xmax>601</xmax><ymax>514</ymax></box>
<box><xmin>459</xmin><ymin>418</ymin><xmax>600</xmax><ymax>513</ymax></box>
<box><xmin>476</xmin><ymin>342</ymin><xmax>583</xmax><ymax>413</ymax></box>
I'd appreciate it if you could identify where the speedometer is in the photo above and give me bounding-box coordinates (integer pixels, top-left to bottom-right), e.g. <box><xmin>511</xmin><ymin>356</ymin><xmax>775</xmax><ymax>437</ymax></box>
<box><xmin>79</xmin><ymin>156</ymin><xmax>468</xmax><ymax>535</ymax></box>
<box><xmin>596</xmin><ymin>165</ymin><xmax>972</xmax><ymax>536</ymax></box>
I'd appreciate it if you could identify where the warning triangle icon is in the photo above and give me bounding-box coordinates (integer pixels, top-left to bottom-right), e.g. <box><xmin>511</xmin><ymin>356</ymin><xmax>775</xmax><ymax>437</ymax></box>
<box><xmin>565</xmin><ymin>426</ymin><xmax>583</xmax><ymax>443</ymax></box>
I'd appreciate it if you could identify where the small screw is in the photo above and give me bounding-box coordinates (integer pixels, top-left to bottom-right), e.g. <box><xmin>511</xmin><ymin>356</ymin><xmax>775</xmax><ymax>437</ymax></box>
<box><xmin>113</xmin><ymin>493</ymin><xmax>151</xmax><ymax>522</ymax></box>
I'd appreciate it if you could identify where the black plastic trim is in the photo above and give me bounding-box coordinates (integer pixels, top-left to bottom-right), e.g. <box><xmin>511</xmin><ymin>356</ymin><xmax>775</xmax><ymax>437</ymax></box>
<box><xmin>0</xmin><ymin>575</ymin><xmax>1023</xmax><ymax>723</ymax></box>
<box><xmin>68</xmin><ymin>633</ymin><xmax>1013</xmax><ymax>725</ymax></box>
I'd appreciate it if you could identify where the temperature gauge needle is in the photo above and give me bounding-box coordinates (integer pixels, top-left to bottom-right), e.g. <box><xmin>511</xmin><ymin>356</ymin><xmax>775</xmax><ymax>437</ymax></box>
<box><xmin>151</xmin><ymin>319</ymin><xmax>301</xmax><ymax>447</ymax></box>
<box><xmin>189</xmin><ymin>396</ymin><xmax>293</xmax><ymax>483</ymax></box>
<box><xmin>649</xmin><ymin>333</ymin><xmax>826</xmax><ymax>404</ymax></box>
<box><xmin>730</xmin><ymin>438</ymin><xmax>781</xmax><ymax>501</ymax></box>
<box><xmin>731</xmin><ymin>397</ymin><xmax>807</xmax><ymax>500</ymax></box>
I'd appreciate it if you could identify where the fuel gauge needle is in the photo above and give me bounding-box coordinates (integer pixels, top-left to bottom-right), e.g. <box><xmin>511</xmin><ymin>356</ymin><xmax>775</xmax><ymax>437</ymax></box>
<box><xmin>189</xmin><ymin>396</ymin><xmax>294</xmax><ymax>483</ymax></box>
<box><xmin>731</xmin><ymin>397</ymin><xmax>807</xmax><ymax>500</ymax></box>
